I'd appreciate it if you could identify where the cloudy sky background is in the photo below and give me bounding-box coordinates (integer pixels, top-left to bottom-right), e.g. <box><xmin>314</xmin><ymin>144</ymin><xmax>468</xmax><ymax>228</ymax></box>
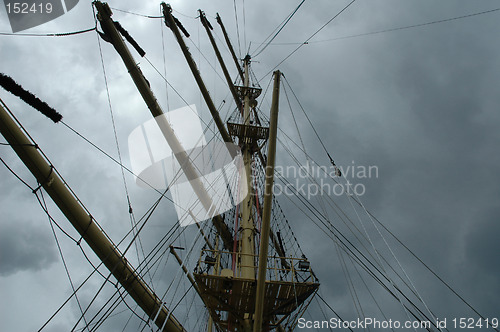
<box><xmin>1</xmin><ymin>0</ymin><xmax>499</xmax><ymax>331</ymax></box>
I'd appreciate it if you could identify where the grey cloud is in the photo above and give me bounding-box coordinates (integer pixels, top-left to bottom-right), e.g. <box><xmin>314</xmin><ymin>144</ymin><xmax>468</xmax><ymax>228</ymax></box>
<box><xmin>0</xmin><ymin>218</ymin><xmax>58</xmax><ymax>276</ymax></box>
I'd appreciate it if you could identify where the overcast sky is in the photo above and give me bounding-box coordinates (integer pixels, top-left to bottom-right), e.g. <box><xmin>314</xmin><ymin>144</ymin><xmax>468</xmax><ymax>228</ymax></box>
<box><xmin>1</xmin><ymin>0</ymin><xmax>499</xmax><ymax>331</ymax></box>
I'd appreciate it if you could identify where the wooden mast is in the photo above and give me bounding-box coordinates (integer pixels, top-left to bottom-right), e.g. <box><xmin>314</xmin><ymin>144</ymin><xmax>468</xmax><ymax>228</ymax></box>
<box><xmin>253</xmin><ymin>70</ymin><xmax>281</xmax><ymax>332</ymax></box>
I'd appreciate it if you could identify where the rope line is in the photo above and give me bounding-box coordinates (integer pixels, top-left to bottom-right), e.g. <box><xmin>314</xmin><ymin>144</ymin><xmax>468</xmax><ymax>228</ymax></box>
<box><xmin>278</xmin><ymin>76</ymin><xmax>495</xmax><ymax>329</ymax></box>
<box><xmin>0</xmin><ymin>27</ymin><xmax>96</xmax><ymax>37</ymax></box>
<box><xmin>251</xmin><ymin>7</ymin><xmax>500</xmax><ymax>47</ymax></box>
<box><xmin>41</xmin><ymin>190</ymin><xmax>91</xmax><ymax>332</ymax></box>
<box><xmin>0</xmin><ymin>156</ymin><xmax>35</xmax><ymax>191</ymax></box>
<box><xmin>274</xmin><ymin>121</ymin><xmax>442</xmax><ymax>327</ymax></box>
<box><xmin>280</xmin><ymin>99</ymin><xmax>432</xmax><ymax>326</ymax></box>
<box><xmin>233</xmin><ymin>0</ymin><xmax>242</xmax><ymax>58</ymax></box>
<box><xmin>310</xmin><ymin>6</ymin><xmax>500</xmax><ymax>44</ymax></box>
<box><xmin>30</xmin><ymin>157</ymin><xmax>176</xmax><ymax>330</ymax></box>
<box><xmin>252</xmin><ymin>0</ymin><xmax>305</xmax><ymax>57</ymax></box>
<box><xmin>110</xmin><ymin>7</ymin><xmax>162</xmax><ymax>19</ymax></box>
<box><xmin>316</xmin><ymin>293</ymin><xmax>354</xmax><ymax>332</ymax></box>
<box><xmin>260</xmin><ymin>0</ymin><xmax>357</xmax><ymax>80</ymax></box>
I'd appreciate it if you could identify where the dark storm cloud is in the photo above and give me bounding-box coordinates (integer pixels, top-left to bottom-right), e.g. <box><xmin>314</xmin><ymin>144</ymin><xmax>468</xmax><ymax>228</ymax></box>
<box><xmin>0</xmin><ymin>218</ymin><xmax>58</xmax><ymax>276</ymax></box>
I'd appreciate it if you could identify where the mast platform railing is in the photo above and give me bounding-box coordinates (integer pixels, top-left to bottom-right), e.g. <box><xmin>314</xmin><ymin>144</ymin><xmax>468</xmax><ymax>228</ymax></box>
<box><xmin>195</xmin><ymin>249</ymin><xmax>318</xmax><ymax>284</ymax></box>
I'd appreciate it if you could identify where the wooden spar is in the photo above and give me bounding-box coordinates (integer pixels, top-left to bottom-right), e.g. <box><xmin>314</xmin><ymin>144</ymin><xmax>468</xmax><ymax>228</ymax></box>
<box><xmin>216</xmin><ymin>13</ymin><xmax>245</xmax><ymax>82</ymax></box>
<box><xmin>199</xmin><ymin>10</ymin><xmax>243</xmax><ymax>112</ymax></box>
<box><xmin>0</xmin><ymin>102</ymin><xmax>186</xmax><ymax>332</ymax></box>
<box><xmin>208</xmin><ymin>236</ymin><xmax>221</xmax><ymax>332</ymax></box>
<box><xmin>169</xmin><ymin>246</ymin><xmax>220</xmax><ymax>328</ymax></box>
<box><xmin>169</xmin><ymin>247</ymin><xmax>200</xmax><ymax>294</ymax></box>
<box><xmin>161</xmin><ymin>3</ymin><xmax>232</xmax><ymax>144</ymax></box>
<box><xmin>239</xmin><ymin>56</ymin><xmax>256</xmax><ymax>281</ymax></box>
<box><xmin>94</xmin><ymin>1</ymin><xmax>233</xmax><ymax>251</ymax></box>
<box><xmin>253</xmin><ymin>70</ymin><xmax>281</xmax><ymax>332</ymax></box>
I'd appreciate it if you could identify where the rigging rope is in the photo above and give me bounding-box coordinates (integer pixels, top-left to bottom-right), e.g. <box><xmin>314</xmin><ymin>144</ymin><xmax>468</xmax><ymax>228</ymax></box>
<box><xmin>0</xmin><ymin>156</ymin><xmax>35</xmax><ymax>191</ymax></box>
<box><xmin>354</xmin><ymin>197</ymin><xmax>500</xmax><ymax>332</ymax></box>
<box><xmin>347</xmin><ymin>179</ymin><xmax>440</xmax><ymax>327</ymax></box>
<box><xmin>77</xmin><ymin>192</ymin><xmax>181</xmax><ymax>332</ymax></box>
<box><xmin>252</xmin><ymin>0</ymin><xmax>305</xmax><ymax>58</ymax></box>
<box><xmin>348</xmin><ymin>252</ymin><xmax>396</xmax><ymax>332</ymax></box>
<box><xmin>242</xmin><ymin>0</ymin><xmax>247</xmax><ymax>54</ymax></box>
<box><xmin>310</xmin><ymin>6</ymin><xmax>500</xmax><ymax>44</ymax></box>
<box><xmin>0</xmin><ymin>27</ymin><xmax>96</xmax><ymax>37</ymax></box>
<box><xmin>33</xmin><ymin>160</ymin><xmax>177</xmax><ymax>331</ymax></box>
<box><xmin>279</xmin><ymin>131</ymin><xmax>482</xmax><ymax>331</ymax></box>
<box><xmin>152</xmin><ymin>230</ymin><xmax>204</xmax><ymax>330</ymax></box>
<box><xmin>40</xmin><ymin>192</ymin><xmax>85</xmax><ymax>329</ymax></box>
<box><xmin>316</xmin><ymin>292</ymin><xmax>354</xmax><ymax>332</ymax></box>
<box><xmin>36</xmin><ymin>190</ymin><xmax>162</xmax><ymax>331</ymax></box>
<box><xmin>279</xmin><ymin>74</ymin><xmax>450</xmax><ymax>327</ymax></box>
<box><xmin>272</xmin><ymin>79</ymin><xmax>489</xmax><ymax>328</ymax></box>
<box><xmin>252</xmin><ymin>7</ymin><xmax>500</xmax><ymax>47</ymax></box>
<box><xmin>110</xmin><ymin>7</ymin><xmax>162</xmax><ymax>19</ymax></box>
<box><xmin>81</xmin><ymin>135</ymin><xmax>221</xmax><ymax>328</ymax></box>
<box><xmin>277</xmin><ymin>132</ymin><xmax>439</xmax><ymax>328</ymax></box>
<box><xmin>233</xmin><ymin>0</ymin><xmax>242</xmax><ymax>58</ymax></box>
<box><xmin>142</xmin><ymin>55</ymin><xmax>222</xmax><ymax>141</ymax></box>
<box><xmin>276</xmin><ymin>171</ymin><xmax>439</xmax><ymax>328</ymax></box>
<box><xmin>273</xmin><ymin>125</ymin><xmax>442</xmax><ymax>327</ymax></box>
<box><xmin>4</xmin><ymin>2</ymin><xmax>497</xmax><ymax>329</ymax></box>
<box><xmin>0</xmin><ymin>101</ymin><xmax>186</xmax><ymax>331</ymax></box>
<box><xmin>281</xmin><ymin>75</ymin><xmax>342</xmax><ymax>176</ymax></box>
<box><xmin>160</xmin><ymin>18</ymin><xmax>170</xmax><ymax>111</ymax></box>
<box><xmin>260</xmin><ymin>0</ymin><xmax>357</xmax><ymax>80</ymax></box>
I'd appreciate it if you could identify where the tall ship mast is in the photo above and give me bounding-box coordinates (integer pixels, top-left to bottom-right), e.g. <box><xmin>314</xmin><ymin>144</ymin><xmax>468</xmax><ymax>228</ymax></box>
<box><xmin>93</xmin><ymin>3</ymin><xmax>320</xmax><ymax>330</ymax></box>
<box><xmin>0</xmin><ymin>1</ymin><xmax>499</xmax><ymax>332</ymax></box>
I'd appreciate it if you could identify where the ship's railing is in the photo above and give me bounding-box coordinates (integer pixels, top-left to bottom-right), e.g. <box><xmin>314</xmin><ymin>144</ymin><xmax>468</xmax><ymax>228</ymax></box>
<box><xmin>194</xmin><ymin>249</ymin><xmax>318</xmax><ymax>284</ymax></box>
